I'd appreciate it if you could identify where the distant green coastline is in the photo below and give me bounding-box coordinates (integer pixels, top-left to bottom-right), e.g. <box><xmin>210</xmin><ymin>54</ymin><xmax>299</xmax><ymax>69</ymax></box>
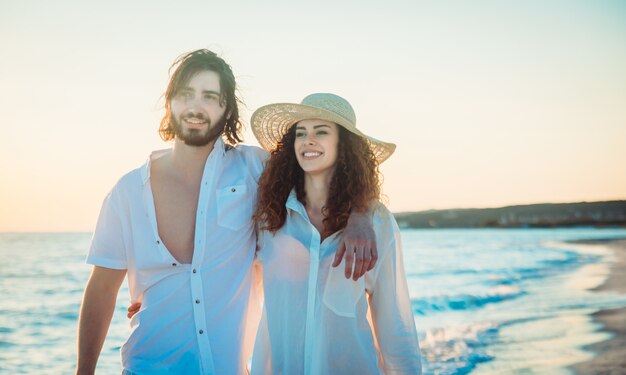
<box><xmin>394</xmin><ymin>200</ymin><xmax>626</xmax><ymax>229</ymax></box>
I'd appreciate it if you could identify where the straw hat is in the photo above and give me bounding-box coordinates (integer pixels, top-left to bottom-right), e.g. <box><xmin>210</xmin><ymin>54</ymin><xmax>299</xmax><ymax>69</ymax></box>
<box><xmin>251</xmin><ymin>93</ymin><xmax>396</xmax><ymax>163</ymax></box>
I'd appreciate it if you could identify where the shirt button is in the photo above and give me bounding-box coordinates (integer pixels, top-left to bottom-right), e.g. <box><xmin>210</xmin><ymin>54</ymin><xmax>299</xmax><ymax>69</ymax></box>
<box><xmin>193</xmin><ymin>269</ymin><xmax>197</xmax><ymax>273</ymax></box>
<box><xmin>156</xmin><ymin>240</ymin><xmax>160</xmax><ymax>244</ymax></box>
<box><xmin>195</xmin><ymin>299</ymin><xmax>200</xmax><ymax>304</ymax></box>
<box><xmin>199</xmin><ymin>329</ymin><xmax>204</xmax><ymax>334</ymax></box>
<box><xmin>231</xmin><ymin>188</ymin><xmax>236</xmax><ymax>192</ymax></box>
<box><xmin>172</xmin><ymin>263</ymin><xmax>177</xmax><ymax>267</ymax></box>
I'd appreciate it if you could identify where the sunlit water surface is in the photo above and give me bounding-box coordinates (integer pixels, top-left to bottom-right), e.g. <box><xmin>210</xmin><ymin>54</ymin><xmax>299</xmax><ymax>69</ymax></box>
<box><xmin>1</xmin><ymin>228</ymin><xmax>625</xmax><ymax>374</ymax></box>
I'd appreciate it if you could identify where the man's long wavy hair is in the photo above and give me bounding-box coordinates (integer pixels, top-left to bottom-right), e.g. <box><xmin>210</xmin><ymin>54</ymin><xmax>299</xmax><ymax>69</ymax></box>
<box><xmin>159</xmin><ymin>49</ymin><xmax>243</xmax><ymax>145</ymax></box>
<box><xmin>254</xmin><ymin>124</ymin><xmax>381</xmax><ymax>236</ymax></box>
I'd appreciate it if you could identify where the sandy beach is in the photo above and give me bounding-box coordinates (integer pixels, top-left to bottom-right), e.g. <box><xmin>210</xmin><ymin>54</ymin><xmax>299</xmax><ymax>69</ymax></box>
<box><xmin>571</xmin><ymin>238</ymin><xmax>626</xmax><ymax>375</ymax></box>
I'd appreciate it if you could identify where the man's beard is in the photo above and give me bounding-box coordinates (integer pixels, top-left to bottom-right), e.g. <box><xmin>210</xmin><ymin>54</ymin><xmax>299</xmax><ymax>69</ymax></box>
<box><xmin>172</xmin><ymin>113</ymin><xmax>227</xmax><ymax>147</ymax></box>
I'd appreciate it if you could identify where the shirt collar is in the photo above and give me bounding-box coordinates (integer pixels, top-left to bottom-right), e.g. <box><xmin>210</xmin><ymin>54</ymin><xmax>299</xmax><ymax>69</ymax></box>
<box><xmin>214</xmin><ymin>137</ymin><xmax>228</xmax><ymax>156</ymax></box>
<box><xmin>139</xmin><ymin>138</ymin><xmax>228</xmax><ymax>185</ymax></box>
<box><xmin>286</xmin><ymin>188</ymin><xmax>345</xmax><ymax>242</ymax></box>
<box><xmin>286</xmin><ymin>188</ymin><xmax>307</xmax><ymax>218</ymax></box>
<box><xmin>290</xmin><ymin>190</ymin><xmax>385</xmax><ymax>228</ymax></box>
<box><xmin>141</xmin><ymin>148</ymin><xmax>169</xmax><ymax>184</ymax></box>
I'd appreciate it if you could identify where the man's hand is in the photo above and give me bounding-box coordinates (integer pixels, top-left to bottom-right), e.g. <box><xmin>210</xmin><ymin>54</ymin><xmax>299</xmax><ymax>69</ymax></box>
<box><xmin>127</xmin><ymin>302</ymin><xmax>141</xmax><ymax>319</ymax></box>
<box><xmin>333</xmin><ymin>210</ymin><xmax>377</xmax><ymax>280</ymax></box>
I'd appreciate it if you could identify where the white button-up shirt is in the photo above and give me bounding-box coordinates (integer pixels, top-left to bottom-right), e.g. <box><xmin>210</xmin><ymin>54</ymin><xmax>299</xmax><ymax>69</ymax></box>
<box><xmin>87</xmin><ymin>138</ymin><xmax>267</xmax><ymax>375</ymax></box>
<box><xmin>251</xmin><ymin>190</ymin><xmax>421</xmax><ymax>375</ymax></box>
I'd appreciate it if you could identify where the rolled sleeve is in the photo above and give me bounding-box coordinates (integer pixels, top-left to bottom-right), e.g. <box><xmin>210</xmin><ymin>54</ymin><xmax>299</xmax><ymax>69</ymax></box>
<box><xmin>87</xmin><ymin>190</ymin><xmax>128</xmax><ymax>270</ymax></box>
<box><xmin>368</xmin><ymin>212</ymin><xmax>421</xmax><ymax>374</ymax></box>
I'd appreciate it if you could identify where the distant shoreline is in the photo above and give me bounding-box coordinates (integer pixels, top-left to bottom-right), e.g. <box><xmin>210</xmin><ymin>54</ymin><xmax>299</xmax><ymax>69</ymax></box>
<box><xmin>2</xmin><ymin>200</ymin><xmax>626</xmax><ymax>232</ymax></box>
<box><xmin>395</xmin><ymin>200</ymin><xmax>626</xmax><ymax>229</ymax></box>
<box><xmin>569</xmin><ymin>238</ymin><xmax>626</xmax><ymax>374</ymax></box>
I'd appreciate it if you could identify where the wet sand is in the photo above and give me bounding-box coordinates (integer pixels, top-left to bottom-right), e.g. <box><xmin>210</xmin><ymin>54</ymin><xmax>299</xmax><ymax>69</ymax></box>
<box><xmin>570</xmin><ymin>238</ymin><xmax>626</xmax><ymax>375</ymax></box>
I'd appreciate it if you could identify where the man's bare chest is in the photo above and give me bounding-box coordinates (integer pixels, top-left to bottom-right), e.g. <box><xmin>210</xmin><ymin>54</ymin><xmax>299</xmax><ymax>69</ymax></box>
<box><xmin>151</xmin><ymin>178</ymin><xmax>200</xmax><ymax>264</ymax></box>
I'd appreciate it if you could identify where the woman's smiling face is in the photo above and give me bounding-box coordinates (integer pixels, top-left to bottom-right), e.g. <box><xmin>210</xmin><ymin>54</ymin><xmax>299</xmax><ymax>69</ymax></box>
<box><xmin>293</xmin><ymin>119</ymin><xmax>339</xmax><ymax>177</ymax></box>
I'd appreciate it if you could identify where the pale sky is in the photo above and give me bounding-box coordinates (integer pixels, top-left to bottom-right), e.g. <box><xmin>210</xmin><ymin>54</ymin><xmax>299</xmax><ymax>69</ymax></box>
<box><xmin>1</xmin><ymin>0</ymin><xmax>625</xmax><ymax>232</ymax></box>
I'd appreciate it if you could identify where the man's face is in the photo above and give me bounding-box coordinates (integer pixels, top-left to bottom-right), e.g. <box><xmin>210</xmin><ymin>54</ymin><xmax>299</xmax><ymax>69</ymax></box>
<box><xmin>170</xmin><ymin>70</ymin><xmax>227</xmax><ymax>147</ymax></box>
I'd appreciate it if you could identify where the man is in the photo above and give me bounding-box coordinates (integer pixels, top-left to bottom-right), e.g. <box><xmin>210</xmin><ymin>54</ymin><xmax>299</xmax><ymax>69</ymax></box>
<box><xmin>76</xmin><ymin>49</ymin><xmax>377</xmax><ymax>375</ymax></box>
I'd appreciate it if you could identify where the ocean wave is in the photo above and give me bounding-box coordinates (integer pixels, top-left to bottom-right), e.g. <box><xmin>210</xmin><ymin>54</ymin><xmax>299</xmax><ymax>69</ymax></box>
<box><xmin>412</xmin><ymin>286</ymin><xmax>526</xmax><ymax>315</ymax></box>
<box><xmin>56</xmin><ymin>311</ymin><xmax>79</xmax><ymax>320</ymax></box>
<box><xmin>420</xmin><ymin>321</ymin><xmax>498</xmax><ymax>375</ymax></box>
<box><xmin>410</xmin><ymin>250</ymin><xmax>589</xmax><ymax>278</ymax></box>
<box><xmin>0</xmin><ymin>340</ymin><xmax>16</xmax><ymax>348</ymax></box>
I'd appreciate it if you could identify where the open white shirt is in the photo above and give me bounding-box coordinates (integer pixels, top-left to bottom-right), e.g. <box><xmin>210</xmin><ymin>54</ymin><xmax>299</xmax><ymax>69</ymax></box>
<box><xmin>87</xmin><ymin>138</ymin><xmax>267</xmax><ymax>375</ymax></box>
<box><xmin>251</xmin><ymin>190</ymin><xmax>421</xmax><ymax>375</ymax></box>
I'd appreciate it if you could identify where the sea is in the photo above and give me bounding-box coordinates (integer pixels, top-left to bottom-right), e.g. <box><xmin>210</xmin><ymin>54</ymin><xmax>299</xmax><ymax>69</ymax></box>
<box><xmin>1</xmin><ymin>228</ymin><xmax>626</xmax><ymax>374</ymax></box>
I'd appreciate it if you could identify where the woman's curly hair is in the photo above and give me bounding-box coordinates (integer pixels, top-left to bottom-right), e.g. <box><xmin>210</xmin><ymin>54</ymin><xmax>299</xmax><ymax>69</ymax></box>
<box><xmin>254</xmin><ymin>124</ymin><xmax>381</xmax><ymax>236</ymax></box>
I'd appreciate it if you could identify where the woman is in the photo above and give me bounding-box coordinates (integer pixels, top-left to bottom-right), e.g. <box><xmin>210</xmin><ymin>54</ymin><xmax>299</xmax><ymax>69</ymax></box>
<box><xmin>251</xmin><ymin>93</ymin><xmax>421</xmax><ymax>374</ymax></box>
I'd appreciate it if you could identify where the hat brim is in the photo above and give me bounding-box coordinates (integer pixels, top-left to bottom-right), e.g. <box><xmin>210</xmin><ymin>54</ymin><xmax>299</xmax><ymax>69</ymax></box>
<box><xmin>251</xmin><ymin>103</ymin><xmax>395</xmax><ymax>163</ymax></box>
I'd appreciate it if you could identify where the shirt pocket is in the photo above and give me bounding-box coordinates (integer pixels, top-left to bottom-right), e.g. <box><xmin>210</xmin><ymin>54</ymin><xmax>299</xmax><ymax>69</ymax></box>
<box><xmin>216</xmin><ymin>184</ymin><xmax>253</xmax><ymax>231</ymax></box>
<box><xmin>323</xmin><ymin>261</ymin><xmax>365</xmax><ymax>318</ymax></box>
